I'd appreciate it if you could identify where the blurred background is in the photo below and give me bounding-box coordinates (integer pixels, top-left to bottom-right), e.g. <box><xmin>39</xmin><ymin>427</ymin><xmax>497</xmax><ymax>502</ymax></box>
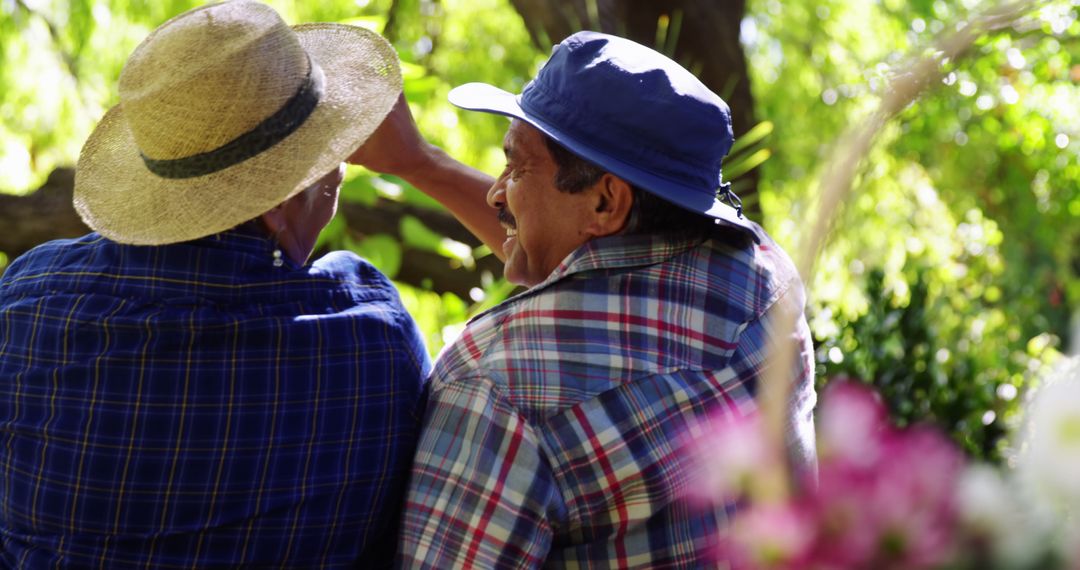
<box><xmin>1</xmin><ymin>0</ymin><xmax>1077</xmax><ymax>463</ymax></box>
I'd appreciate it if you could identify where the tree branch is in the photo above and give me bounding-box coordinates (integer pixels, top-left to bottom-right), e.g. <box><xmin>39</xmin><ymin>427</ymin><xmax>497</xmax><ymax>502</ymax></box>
<box><xmin>0</xmin><ymin>169</ymin><xmax>498</xmax><ymax>298</ymax></box>
<box><xmin>13</xmin><ymin>0</ymin><xmax>79</xmax><ymax>79</ymax></box>
<box><xmin>0</xmin><ymin>169</ymin><xmax>86</xmax><ymax>256</ymax></box>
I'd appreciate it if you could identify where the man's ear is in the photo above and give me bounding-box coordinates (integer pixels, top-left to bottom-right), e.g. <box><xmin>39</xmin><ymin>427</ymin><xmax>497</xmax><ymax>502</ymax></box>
<box><xmin>586</xmin><ymin>173</ymin><xmax>634</xmax><ymax>237</ymax></box>
<box><xmin>258</xmin><ymin>205</ymin><xmax>287</xmax><ymax>236</ymax></box>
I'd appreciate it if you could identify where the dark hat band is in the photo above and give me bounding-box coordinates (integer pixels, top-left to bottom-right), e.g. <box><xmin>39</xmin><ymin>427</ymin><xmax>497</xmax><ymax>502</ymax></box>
<box><xmin>140</xmin><ymin>58</ymin><xmax>325</xmax><ymax>179</ymax></box>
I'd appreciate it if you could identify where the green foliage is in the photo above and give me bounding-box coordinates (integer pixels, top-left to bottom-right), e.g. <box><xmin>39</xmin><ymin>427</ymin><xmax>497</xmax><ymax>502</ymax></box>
<box><xmin>893</xmin><ymin>24</ymin><xmax>1080</xmax><ymax>340</ymax></box>
<box><xmin>816</xmin><ymin>266</ymin><xmax>1060</xmax><ymax>460</ymax></box>
<box><xmin>402</xmin><ymin>0</ymin><xmax>544</xmax><ymax>174</ymax></box>
<box><xmin>397</xmin><ymin>286</ymin><xmax>470</xmax><ymax>356</ymax></box>
<box><xmin>751</xmin><ymin>0</ymin><xmax>1077</xmax><ymax>460</ymax></box>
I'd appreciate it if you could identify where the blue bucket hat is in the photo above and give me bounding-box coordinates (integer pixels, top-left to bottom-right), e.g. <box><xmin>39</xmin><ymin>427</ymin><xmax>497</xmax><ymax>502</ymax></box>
<box><xmin>448</xmin><ymin>30</ymin><xmax>757</xmax><ymax>237</ymax></box>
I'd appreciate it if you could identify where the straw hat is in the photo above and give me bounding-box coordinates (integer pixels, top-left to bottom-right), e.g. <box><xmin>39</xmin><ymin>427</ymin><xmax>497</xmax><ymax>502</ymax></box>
<box><xmin>74</xmin><ymin>0</ymin><xmax>402</xmax><ymax>245</ymax></box>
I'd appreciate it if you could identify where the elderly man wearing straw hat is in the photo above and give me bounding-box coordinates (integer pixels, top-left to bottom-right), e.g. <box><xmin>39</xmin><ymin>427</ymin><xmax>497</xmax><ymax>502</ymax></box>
<box><xmin>0</xmin><ymin>1</ymin><xmax>430</xmax><ymax>567</ymax></box>
<box><xmin>354</xmin><ymin>32</ymin><xmax>818</xmax><ymax>567</ymax></box>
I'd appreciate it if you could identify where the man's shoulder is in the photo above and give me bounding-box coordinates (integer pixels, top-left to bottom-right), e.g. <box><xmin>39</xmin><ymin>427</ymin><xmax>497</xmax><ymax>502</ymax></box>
<box><xmin>309</xmin><ymin>248</ymin><xmax>376</xmax><ymax>276</ymax></box>
<box><xmin>429</xmin><ymin>230</ymin><xmax>804</xmax><ymax>403</ymax></box>
<box><xmin>693</xmin><ymin>229</ymin><xmax>803</xmax><ymax>315</ymax></box>
<box><xmin>565</xmin><ymin>229</ymin><xmax>801</xmax><ymax>318</ymax></box>
<box><xmin>428</xmin><ymin>269</ymin><xmax>683</xmax><ymax>414</ymax></box>
<box><xmin>0</xmin><ymin>233</ymin><xmax>107</xmax><ymax>289</ymax></box>
<box><xmin>308</xmin><ymin>249</ymin><xmax>398</xmax><ymax>298</ymax></box>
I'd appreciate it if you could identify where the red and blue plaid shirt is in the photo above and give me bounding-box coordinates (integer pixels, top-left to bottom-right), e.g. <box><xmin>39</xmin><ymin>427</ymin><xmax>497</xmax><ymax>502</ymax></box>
<box><xmin>0</xmin><ymin>229</ymin><xmax>430</xmax><ymax>568</ymax></box>
<box><xmin>399</xmin><ymin>228</ymin><xmax>817</xmax><ymax>568</ymax></box>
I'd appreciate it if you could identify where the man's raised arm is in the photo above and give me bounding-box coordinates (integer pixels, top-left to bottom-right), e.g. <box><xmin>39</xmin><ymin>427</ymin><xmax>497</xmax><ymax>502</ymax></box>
<box><xmin>348</xmin><ymin>95</ymin><xmax>507</xmax><ymax>259</ymax></box>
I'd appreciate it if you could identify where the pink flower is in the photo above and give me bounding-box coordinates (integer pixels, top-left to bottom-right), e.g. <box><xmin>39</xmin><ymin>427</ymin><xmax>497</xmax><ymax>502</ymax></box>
<box><xmin>809</xmin><ymin>385</ymin><xmax>965</xmax><ymax>569</ymax></box>
<box><xmin>724</xmin><ymin>503</ymin><xmax>816</xmax><ymax>569</ymax></box>
<box><xmin>719</xmin><ymin>379</ymin><xmax>966</xmax><ymax>569</ymax></box>
<box><xmin>817</xmin><ymin>379</ymin><xmax>889</xmax><ymax>467</ymax></box>
<box><xmin>693</xmin><ymin>410</ymin><xmax>776</xmax><ymax>503</ymax></box>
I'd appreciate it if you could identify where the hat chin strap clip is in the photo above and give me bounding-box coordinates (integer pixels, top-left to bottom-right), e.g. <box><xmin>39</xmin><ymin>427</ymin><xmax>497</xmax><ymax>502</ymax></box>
<box><xmin>717</xmin><ymin>181</ymin><xmax>743</xmax><ymax>219</ymax></box>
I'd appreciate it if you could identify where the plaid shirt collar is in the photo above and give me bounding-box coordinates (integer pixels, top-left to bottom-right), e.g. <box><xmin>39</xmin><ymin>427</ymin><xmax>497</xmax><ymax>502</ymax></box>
<box><xmin>192</xmin><ymin>223</ymin><xmax>294</xmax><ymax>264</ymax></box>
<box><xmin>182</xmin><ymin>223</ymin><xmax>314</xmax><ymax>271</ymax></box>
<box><xmin>473</xmin><ymin>233</ymin><xmax>704</xmax><ymax>322</ymax></box>
<box><xmin>545</xmin><ymin>220</ymin><xmax>766</xmax><ymax>283</ymax></box>
<box><xmin>549</xmin><ymin>233</ymin><xmax>701</xmax><ymax>280</ymax></box>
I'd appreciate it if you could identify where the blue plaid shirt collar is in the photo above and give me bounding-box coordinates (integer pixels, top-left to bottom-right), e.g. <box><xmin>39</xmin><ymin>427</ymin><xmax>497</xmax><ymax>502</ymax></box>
<box><xmin>193</xmin><ymin>223</ymin><xmax>283</xmax><ymax>262</ymax></box>
<box><xmin>182</xmin><ymin>224</ymin><xmax>313</xmax><ymax>271</ymax></box>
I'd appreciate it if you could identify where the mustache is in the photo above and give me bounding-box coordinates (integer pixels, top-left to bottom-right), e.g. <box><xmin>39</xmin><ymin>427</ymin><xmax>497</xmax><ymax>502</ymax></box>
<box><xmin>497</xmin><ymin>208</ymin><xmax>516</xmax><ymax>229</ymax></box>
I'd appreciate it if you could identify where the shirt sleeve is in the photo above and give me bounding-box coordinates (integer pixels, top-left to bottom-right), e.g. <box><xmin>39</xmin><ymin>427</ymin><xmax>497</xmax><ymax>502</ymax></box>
<box><xmin>729</xmin><ymin>284</ymin><xmax>818</xmax><ymax>480</ymax></box>
<box><xmin>398</xmin><ymin>375</ymin><xmax>559</xmax><ymax>569</ymax></box>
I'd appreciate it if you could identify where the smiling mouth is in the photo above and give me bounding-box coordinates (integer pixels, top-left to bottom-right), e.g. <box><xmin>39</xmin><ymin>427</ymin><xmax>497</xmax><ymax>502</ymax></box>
<box><xmin>498</xmin><ymin>208</ymin><xmax>517</xmax><ymax>237</ymax></box>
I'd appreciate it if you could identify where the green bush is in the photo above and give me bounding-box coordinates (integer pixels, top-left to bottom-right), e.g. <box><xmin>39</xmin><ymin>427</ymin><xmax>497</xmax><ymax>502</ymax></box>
<box><xmin>814</xmin><ymin>267</ymin><xmax>1061</xmax><ymax>461</ymax></box>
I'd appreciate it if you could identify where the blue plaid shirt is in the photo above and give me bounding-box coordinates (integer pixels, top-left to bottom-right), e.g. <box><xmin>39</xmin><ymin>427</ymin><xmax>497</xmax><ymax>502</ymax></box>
<box><xmin>400</xmin><ymin>229</ymin><xmax>817</xmax><ymax>568</ymax></box>
<box><xmin>0</xmin><ymin>229</ymin><xmax>430</xmax><ymax>568</ymax></box>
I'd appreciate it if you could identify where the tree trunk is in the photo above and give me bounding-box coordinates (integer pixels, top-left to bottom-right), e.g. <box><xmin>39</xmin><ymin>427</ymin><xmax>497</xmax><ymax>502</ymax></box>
<box><xmin>0</xmin><ymin>169</ymin><xmax>88</xmax><ymax>255</ymax></box>
<box><xmin>506</xmin><ymin>0</ymin><xmax>760</xmax><ymax>211</ymax></box>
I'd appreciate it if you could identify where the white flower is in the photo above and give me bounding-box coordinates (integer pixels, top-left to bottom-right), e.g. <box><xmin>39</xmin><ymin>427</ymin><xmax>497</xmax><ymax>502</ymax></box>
<box><xmin>957</xmin><ymin>465</ymin><xmax>1048</xmax><ymax>568</ymax></box>
<box><xmin>1017</xmin><ymin>357</ymin><xmax>1080</xmax><ymax>515</ymax></box>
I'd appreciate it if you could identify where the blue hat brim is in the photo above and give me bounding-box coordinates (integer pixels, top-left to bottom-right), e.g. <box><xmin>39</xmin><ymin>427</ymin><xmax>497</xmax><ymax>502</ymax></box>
<box><xmin>448</xmin><ymin>82</ymin><xmax>758</xmax><ymax>239</ymax></box>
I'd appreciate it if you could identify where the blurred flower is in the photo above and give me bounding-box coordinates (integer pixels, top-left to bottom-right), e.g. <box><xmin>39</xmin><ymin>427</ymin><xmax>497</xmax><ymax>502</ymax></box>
<box><xmin>817</xmin><ymin>379</ymin><xmax>889</xmax><ymax>467</ymax></box>
<box><xmin>725</xmin><ymin>503</ymin><xmax>815</xmax><ymax>569</ymax></box>
<box><xmin>955</xmin><ymin>464</ymin><xmax>1048</xmax><ymax>569</ymax></box>
<box><xmin>695</xmin><ymin>411</ymin><xmax>775</xmax><ymax>502</ymax></box>
<box><xmin>709</xmin><ymin>367</ymin><xmax>1080</xmax><ymax>570</ymax></box>
<box><xmin>722</xmin><ymin>380</ymin><xmax>965</xmax><ymax>569</ymax></box>
<box><xmin>807</xmin><ymin>424</ymin><xmax>963</xmax><ymax>569</ymax></box>
<box><xmin>1018</xmin><ymin>357</ymin><xmax>1080</xmax><ymax>513</ymax></box>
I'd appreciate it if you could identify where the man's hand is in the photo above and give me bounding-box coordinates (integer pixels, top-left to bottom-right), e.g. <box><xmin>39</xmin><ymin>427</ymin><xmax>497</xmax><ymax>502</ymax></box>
<box><xmin>348</xmin><ymin>91</ymin><xmax>506</xmax><ymax>259</ymax></box>
<box><xmin>348</xmin><ymin>93</ymin><xmax>434</xmax><ymax>177</ymax></box>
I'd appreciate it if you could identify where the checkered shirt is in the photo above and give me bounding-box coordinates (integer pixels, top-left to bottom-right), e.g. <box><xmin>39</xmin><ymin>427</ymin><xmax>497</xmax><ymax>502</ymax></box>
<box><xmin>0</xmin><ymin>230</ymin><xmax>430</xmax><ymax>568</ymax></box>
<box><xmin>399</xmin><ymin>229</ymin><xmax>817</xmax><ymax>569</ymax></box>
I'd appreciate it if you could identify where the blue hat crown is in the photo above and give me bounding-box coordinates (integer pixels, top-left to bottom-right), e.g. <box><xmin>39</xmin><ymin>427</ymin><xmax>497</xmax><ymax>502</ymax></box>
<box><xmin>519</xmin><ymin>31</ymin><xmax>734</xmax><ymax>212</ymax></box>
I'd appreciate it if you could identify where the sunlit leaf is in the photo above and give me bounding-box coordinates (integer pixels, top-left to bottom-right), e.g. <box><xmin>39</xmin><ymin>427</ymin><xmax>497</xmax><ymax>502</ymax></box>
<box><xmin>339</xmin><ymin>172</ymin><xmax>379</xmax><ymax>206</ymax></box>
<box><xmin>314</xmin><ymin>213</ymin><xmax>347</xmax><ymax>253</ymax></box>
<box><xmin>337</xmin><ymin>15</ymin><xmax>386</xmax><ymax>31</ymax></box>
<box><xmin>724</xmin><ymin>148</ymin><xmax>771</xmax><ymax>180</ymax></box>
<box><xmin>400</xmin><ymin>215</ymin><xmax>443</xmax><ymax>251</ymax></box>
<box><xmin>729</xmin><ymin>120</ymin><xmax>773</xmax><ymax>155</ymax></box>
<box><xmin>348</xmin><ymin>233</ymin><xmax>402</xmax><ymax>278</ymax></box>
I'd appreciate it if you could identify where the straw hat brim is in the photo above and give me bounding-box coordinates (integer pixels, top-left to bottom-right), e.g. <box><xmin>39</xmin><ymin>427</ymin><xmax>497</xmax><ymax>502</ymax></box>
<box><xmin>74</xmin><ymin>23</ymin><xmax>402</xmax><ymax>245</ymax></box>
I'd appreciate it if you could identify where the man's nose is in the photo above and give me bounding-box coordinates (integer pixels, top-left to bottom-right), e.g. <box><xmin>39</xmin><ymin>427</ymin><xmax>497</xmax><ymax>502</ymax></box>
<box><xmin>486</xmin><ymin>176</ymin><xmax>507</xmax><ymax>209</ymax></box>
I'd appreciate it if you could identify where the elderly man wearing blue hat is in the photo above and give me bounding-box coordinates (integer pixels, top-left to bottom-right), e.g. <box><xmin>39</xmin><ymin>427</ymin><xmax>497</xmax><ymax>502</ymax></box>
<box><xmin>355</xmin><ymin>31</ymin><xmax>817</xmax><ymax>567</ymax></box>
